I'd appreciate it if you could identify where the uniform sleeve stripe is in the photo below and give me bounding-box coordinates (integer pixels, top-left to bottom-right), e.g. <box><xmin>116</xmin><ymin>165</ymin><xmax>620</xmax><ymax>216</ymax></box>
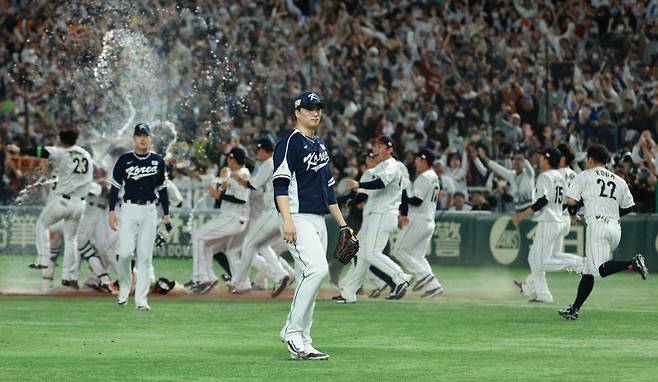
<box><xmin>109</xmin><ymin>179</ymin><xmax>121</xmax><ymax>188</ymax></box>
<box><xmin>328</xmin><ymin>179</ymin><xmax>335</xmax><ymax>186</ymax></box>
<box><xmin>273</xmin><ymin>174</ymin><xmax>291</xmax><ymax>180</ymax></box>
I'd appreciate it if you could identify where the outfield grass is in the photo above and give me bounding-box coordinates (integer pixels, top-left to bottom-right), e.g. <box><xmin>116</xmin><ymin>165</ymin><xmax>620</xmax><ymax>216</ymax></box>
<box><xmin>1</xmin><ymin>256</ymin><xmax>657</xmax><ymax>381</ymax></box>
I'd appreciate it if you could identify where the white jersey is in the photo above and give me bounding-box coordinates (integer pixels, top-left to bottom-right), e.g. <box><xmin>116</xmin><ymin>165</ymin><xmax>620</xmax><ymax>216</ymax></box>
<box><xmin>47</xmin><ymin>145</ymin><xmax>93</xmax><ymax>198</ymax></box>
<box><xmin>533</xmin><ymin>169</ymin><xmax>566</xmax><ymax>223</ymax></box>
<box><xmin>250</xmin><ymin>157</ymin><xmax>275</xmax><ymax>211</ymax></box>
<box><xmin>222</xmin><ymin>167</ymin><xmax>251</xmax><ymax>216</ymax></box>
<box><xmin>566</xmin><ymin>166</ymin><xmax>634</xmax><ymax>221</ymax></box>
<box><xmin>438</xmin><ymin>174</ymin><xmax>455</xmax><ymax>210</ymax></box>
<box><xmin>408</xmin><ymin>169</ymin><xmax>439</xmax><ymax>221</ymax></box>
<box><xmin>486</xmin><ymin>159</ymin><xmax>535</xmax><ymax>210</ymax></box>
<box><xmin>361</xmin><ymin>157</ymin><xmax>403</xmax><ymax>215</ymax></box>
<box><xmin>559</xmin><ymin>167</ymin><xmax>577</xmax><ymax>221</ymax></box>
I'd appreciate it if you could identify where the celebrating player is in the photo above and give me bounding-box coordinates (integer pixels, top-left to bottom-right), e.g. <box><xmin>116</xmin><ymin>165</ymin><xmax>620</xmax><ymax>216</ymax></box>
<box><xmin>475</xmin><ymin>148</ymin><xmax>535</xmax><ymax>212</ymax></box>
<box><xmin>335</xmin><ymin>135</ymin><xmax>413</xmax><ymax>303</ymax></box>
<box><xmin>393</xmin><ymin>148</ymin><xmax>444</xmax><ymax>298</ymax></box>
<box><xmin>512</xmin><ymin>148</ymin><xmax>584</xmax><ymax>303</ymax></box>
<box><xmin>230</xmin><ymin>138</ymin><xmax>290</xmax><ymax>296</ymax></box>
<box><xmin>187</xmin><ymin>147</ymin><xmax>251</xmax><ymax>294</ymax></box>
<box><xmin>559</xmin><ymin>144</ymin><xmax>648</xmax><ymax>320</ymax></box>
<box><xmin>273</xmin><ymin>91</ymin><xmax>350</xmax><ymax>361</ymax></box>
<box><xmin>108</xmin><ymin>123</ymin><xmax>170</xmax><ymax>311</ymax></box>
<box><xmin>6</xmin><ymin>129</ymin><xmax>93</xmax><ymax>287</ymax></box>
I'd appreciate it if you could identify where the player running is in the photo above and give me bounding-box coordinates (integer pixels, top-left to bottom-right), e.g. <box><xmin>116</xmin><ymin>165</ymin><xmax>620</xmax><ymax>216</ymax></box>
<box><xmin>512</xmin><ymin>148</ymin><xmax>584</xmax><ymax>303</ymax></box>
<box><xmin>559</xmin><ymin>144</ymin><xmax>648</xmax><ymax>320</ymax></box>
<box><xmin>393</xmin><ymin>148</ymin><xmax>444</xmax><ymax>298</ymax></box>
<box><xmin>6</xmin><ymin>129</ymin><xmax>93</xmax><ymax>286</ymax></box>
<box><xmin>274</xmin><ymin>91</ymin><xmax>350</xmax><ymax>361</ymax></box>
<box><xmin>108</xmin><ymin>123</ymin><xmax>170</xmax><ymax>311</ymax></box>
<box><xmin>335</xmin><ymin>136</ymin><xmax>412</xmax><ymax>303</ymax></box>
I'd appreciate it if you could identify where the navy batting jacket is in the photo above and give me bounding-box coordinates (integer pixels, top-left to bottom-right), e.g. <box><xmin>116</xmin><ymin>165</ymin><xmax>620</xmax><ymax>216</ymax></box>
<box><xmin>272</xmin><ymin>129</ymin><xmax>337</xmax><ymax>215</ymax></box>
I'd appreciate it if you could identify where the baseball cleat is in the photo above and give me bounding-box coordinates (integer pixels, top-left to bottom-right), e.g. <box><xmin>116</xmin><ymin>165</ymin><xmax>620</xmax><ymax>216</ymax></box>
<box><xmin>386</xmin><ymin>281</ymin><xmax>409</xmax><ymax>300</ymax></box>
<box><xmin>183</xmin><ymin>279</ymin><xmax>195</xmax><ymax>288</ymax></box>
<box><xmin>137</xmin><ymin>305</ymin><xmax>151</xmax><ymax>311</ymax></box>
<box><xmin>513</xmin><ymin>280</ymin><xmax>524</xmax><ymax>294</ymax></box>
<box><xmin>368</xmin><ymin>285</ymin><xmax>388</xmax><ymax>299</ymax></box>
<box><xmin>61</xmin><ymin>279</ymin><xmax>80</xmax><ymax>290</ymax></box>
<box><xmin>632</xmin><ymin>254</ymin><xmax>648</xmax><ymax>280</ymax></box>
<box><xmin>197</xmin><ymin>280</ymin><xmax>219</xmax><ymax>294</ymax></box>
<box><xmin>420</xmin><ymin>286</ymin><xmax>444</xmax><ymax>298</ymax></box>
<box><xmin>303</xmin><ymin>346</ymin><xmax>330</xmax><ymax>361</ymax></box>
<box><xmin>558</xmin><ymin>305</ymin><xmax>579</xmax><ymax>320</ymax></box>
<box><xmin>285</xmin><ymin>340</ymin><xmax>308</xmax><ymax>360</ymax></box>
<box><xmin>116</xmin><ymin>298</ymin><xmax>128</xmax><ymax>306</ymax></box>
<box><xmin>221</xmin><ymin>274</ymin><xmax>232</xmax><ymax>283</ymax></box>
<box><xmin>332</xmin><ymin>295</ymin><xmax>355</xmax><ymax>304</ymax></box>
<box><xmin>271</xmin><ymin>276</ymin><xmax>290</xmax><ymax>298</ymax></box>
<box><xmin>529</xmin><ymin>298</ymin><xmax>552</xmax><ymax>303</ymax></box>
<box><xmin>84</xmin><ymin>281</ymin><xmax>104</xmax><ymax>292</ymax></box>
<box><xmin>412</xmin><ymin>274</ymin><xmax>434</xmax><ymax>291</ymax></box>
<box><xmin>28</xmin><ymin>262</ymin><xmax>48</xmax><ymax>269</ymax></box>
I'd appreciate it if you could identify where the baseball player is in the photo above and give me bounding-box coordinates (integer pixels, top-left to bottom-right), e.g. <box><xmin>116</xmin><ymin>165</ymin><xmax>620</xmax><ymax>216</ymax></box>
<box><xmin>7</xmin><ymin>129</ymin><xmax>93</xmax><ymax>282</ymax></box>
<box><xmin>475</xmin><ymin>148</ymin><xmax>535</xmax><ymax>212</ymax></box>
<box><xmin>335</xmin><ymin>136</ymin><xmax>412</xmax><ymax>303</ymax></box>
<box><xmin>393</xmin><ymin>148</ymin><xmax>444</xmax><ymax>298</ymax></box>
<box><xmin>108</xmin><ymin>123</ymin><xmax>170</xmax><ymax>311</ymax></box>
<box><xmin>514</xmin><ymin>144</ymin><xmax>584</xmax><ymax>299</ymax></box>
<box><xmin>187</xmin><ymin>147</ymin><xmax>251</xmax><ymax>294</ymax></box>
<box><xmin>273</xmin><ymin>91</ymin><xmax>350</xmax><ymax>361</ymax></box>
<box><xmin>229</xmin><ymin>138</ymin><xmax>290</xmax><ymax>296</ymax></box>
<box><xmin>559</xmin><ymin>144</ymin><xmax>648</xmax><ymax>320</ymax></box>
<box><xmin>511</xmin><ymin>148</ymin><xmax>584</xmax><ymax>303</ymax></box>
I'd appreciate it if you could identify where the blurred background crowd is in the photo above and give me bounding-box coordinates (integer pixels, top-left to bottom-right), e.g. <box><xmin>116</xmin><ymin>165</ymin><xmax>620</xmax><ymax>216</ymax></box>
<box><xmin>1</xmin><ymin>0</ymin><xmax>657</xmax><ymax>212</ymax></box>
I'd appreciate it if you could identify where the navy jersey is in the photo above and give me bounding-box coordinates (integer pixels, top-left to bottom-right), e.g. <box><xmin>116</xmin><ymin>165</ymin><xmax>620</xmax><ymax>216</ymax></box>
<box><xmin>109</xmin><ymin>151</ymin><xmax>168</xmax><ymax>211</ymax></box>
<box><xmin>272</xmin><ymin>129</ymin><xmax>337</xmax><ymax>215</ymax></box>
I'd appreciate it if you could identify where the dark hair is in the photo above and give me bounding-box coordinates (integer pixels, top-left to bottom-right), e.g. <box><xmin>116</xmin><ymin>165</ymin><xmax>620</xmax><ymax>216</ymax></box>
<box><xmin>587</xmin><ymin>144</ymin><xmax>610</xmax><ymax>165</ymax></box>
<box><xmin>59</xmin><ymin>128</ymin><xmax>79</xmax><ymax>146</ymax></box>
<box><xmin>557</xmin><ymin>143</ymin><xmax>574</xmax><ymax>165</ymax></box>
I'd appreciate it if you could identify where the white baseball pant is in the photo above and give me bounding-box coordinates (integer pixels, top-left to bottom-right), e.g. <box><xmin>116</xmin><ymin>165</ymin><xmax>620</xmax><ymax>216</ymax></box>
<box><xmin>281</xmin><ymin>213</ymin><xmax>328</xmax><ymax>348</ymax></box>
<box><xmin>35</xmin><ymin>195</ymin><xmax>85</xmax><ymax>278</ymax></box>
<box><xmin>340</xmin><ymin>213</ymin><xmax>411</xmax><ymax>302</ymax></box>
<box><xmin>392</xmin><ymin>218</ymin><xmax>442</xmax><ymax>292</ymax></box>
<box><xmin>191</xmin><ymin>213</ymin><xmax>247</xmax><ymax>283</ymax></box>
<box><xmin>116</xmin><ymin>202</ymin><xmax>157</xmax><ymax>307</ymax></box>
<box><xmin>583</xmin><ymin>219</ymin><xmax>621</xmax><ymax>277</ymax></box>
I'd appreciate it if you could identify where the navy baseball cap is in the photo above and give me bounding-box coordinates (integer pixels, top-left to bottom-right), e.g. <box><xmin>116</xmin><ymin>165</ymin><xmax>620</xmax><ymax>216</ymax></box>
<box><xmin>228</xmin><ymin>147</ymin><xmax>247</xmax><ymax>164</ymax></box>
<box><xmin>294</xmin><ymin>91</ymin><xmax>325</xmax><ymax>110</ymax></box>
<box><xmin>134</xmin><ymin>123</ymin><xmax>151</xmax><ymax>136</ymax></box>
<box><xmin>417</xmin><ymin>148</ymin><xmax>435</xmax><ymax>164</ymax></box>
<box><xmin>255</xmin><ymin>138</ymin><xmax>274</xmax><ymax>152</ymax></box>
<box><xmin>538</xmin><ymin>147</ymin><xmax>561</xmax><ymax>167</ymax></box>
<box><xmin>376</xmin><ymin>136</ymin><xmax>394</xmax><ymax>148</ymax></box>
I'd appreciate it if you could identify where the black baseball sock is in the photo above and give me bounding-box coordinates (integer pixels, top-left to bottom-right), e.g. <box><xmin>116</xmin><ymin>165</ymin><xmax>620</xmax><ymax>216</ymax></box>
<box><xmin>369</xmin><ymin>266</ymin><xmax>396</xmax><ymax>289</ymax></box>
<box><xmin>598</xmin><ymin>260</ymin><xmax>632</xmax><ymax>278</ymax></box>
<box><xmin>572</xmin><ymin>274</ymin><xmax>594</xmax><ymax>310</ymax></box>
<box><xmin>213</xmin><ymin>252</ymin><xmax>231</xmax><ymax>277</ymax></box>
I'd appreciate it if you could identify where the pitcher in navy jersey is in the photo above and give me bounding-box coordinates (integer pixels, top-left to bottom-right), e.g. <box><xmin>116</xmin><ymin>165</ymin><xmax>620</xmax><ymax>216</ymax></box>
<box><xmin>273</xmin><ymin>91</ymin><xmax>351</xmax><ymax>360</ymax></box>
<box><xmin>108</xmin><ymin>123</ymin><xmax>170</xmax><ymax>311</ymax></box>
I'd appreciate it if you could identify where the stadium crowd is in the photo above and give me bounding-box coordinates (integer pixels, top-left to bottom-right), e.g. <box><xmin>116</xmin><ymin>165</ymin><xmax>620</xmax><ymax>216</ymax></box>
<box><xmin>1</xmin><ymin>0</ymin><xmax>658</xmax><ymax>211</ymax></box>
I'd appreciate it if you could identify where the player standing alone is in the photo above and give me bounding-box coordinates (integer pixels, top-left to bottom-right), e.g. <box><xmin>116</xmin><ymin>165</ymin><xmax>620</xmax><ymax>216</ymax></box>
<box><xmin>273</xmin><ymin>91</ymin><xmax>351</xmax><ymax>360</ymax></box>
<box><xmin>108</xmin><ymin>123</ymin><xmax>170</xmax><ymax>311</ymax></box>
<box><xmin>7</xmin><ymin>129</ymin><xmax>93</xmax><ymax>288</ymax></box>
<box><xmin>559</xmin><ymin>144</ymin><xmax>648</xmax><ymax>320</ymax></box>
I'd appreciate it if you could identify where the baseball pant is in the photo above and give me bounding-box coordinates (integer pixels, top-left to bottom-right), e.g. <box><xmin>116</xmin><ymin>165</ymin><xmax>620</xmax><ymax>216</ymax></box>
<box><xmin>340</xmin><ymin>213</ymin><xmax>411</xmax><ymax>302</ymax></box>
<box><xmin>281</xmin><ymin>213</ymin><xmax>328</xmax><ymax>348</ymax></box>
<box><xmin>393</xmin><ymin>218</ymin><xmax>442</xmax><ymax>292</ymax></box>
<box><xmin>191</xmin><ymin>214</ymin><xmax>247</xmax><ymax>283</ymax></box>
<box><xmin>35</xmin><ymin>196</ymin><xmax>85</xmax><ymax>277</ymax></box>
<box><xmin>523</xmin><ymin>221</ymin><xmax>583</xmax><ymax>302</ymax></box>
<box><xmin>116</xmin><ymin>203</ymin><xmax>157</xmax><ymax>307</ymax></box>
<box><xmin>583</xmin><ymin>219</ymin><xmax>621</xmax><ymax>277</ymax></box>
<box><xmin>233</xmin><ymin>209</ymin><xmax>288</xmax><ymax>289</ymax></box>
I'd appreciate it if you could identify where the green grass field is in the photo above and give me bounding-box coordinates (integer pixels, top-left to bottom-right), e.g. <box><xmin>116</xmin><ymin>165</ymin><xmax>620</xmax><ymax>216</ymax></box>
<box><xmin>1</xmin><ymin>256</ymin><xmax>657</xmax><ymax>381</ymax></box>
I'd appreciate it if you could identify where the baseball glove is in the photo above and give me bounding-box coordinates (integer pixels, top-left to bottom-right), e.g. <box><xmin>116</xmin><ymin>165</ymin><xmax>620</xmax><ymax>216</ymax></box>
<box><xmin>155</xmin><ymin>223</ymin><xmax>173</xmax><ymax>248</ymax></box>
<box><xmin>153</xmin><ymin>277</ymin><xmax>176</xmax><ymax>294</ymax></box>
<box><xmin>334</xmin><ymin>226</ymin><xmax>359</xmax><ymax>264</ymax></box>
